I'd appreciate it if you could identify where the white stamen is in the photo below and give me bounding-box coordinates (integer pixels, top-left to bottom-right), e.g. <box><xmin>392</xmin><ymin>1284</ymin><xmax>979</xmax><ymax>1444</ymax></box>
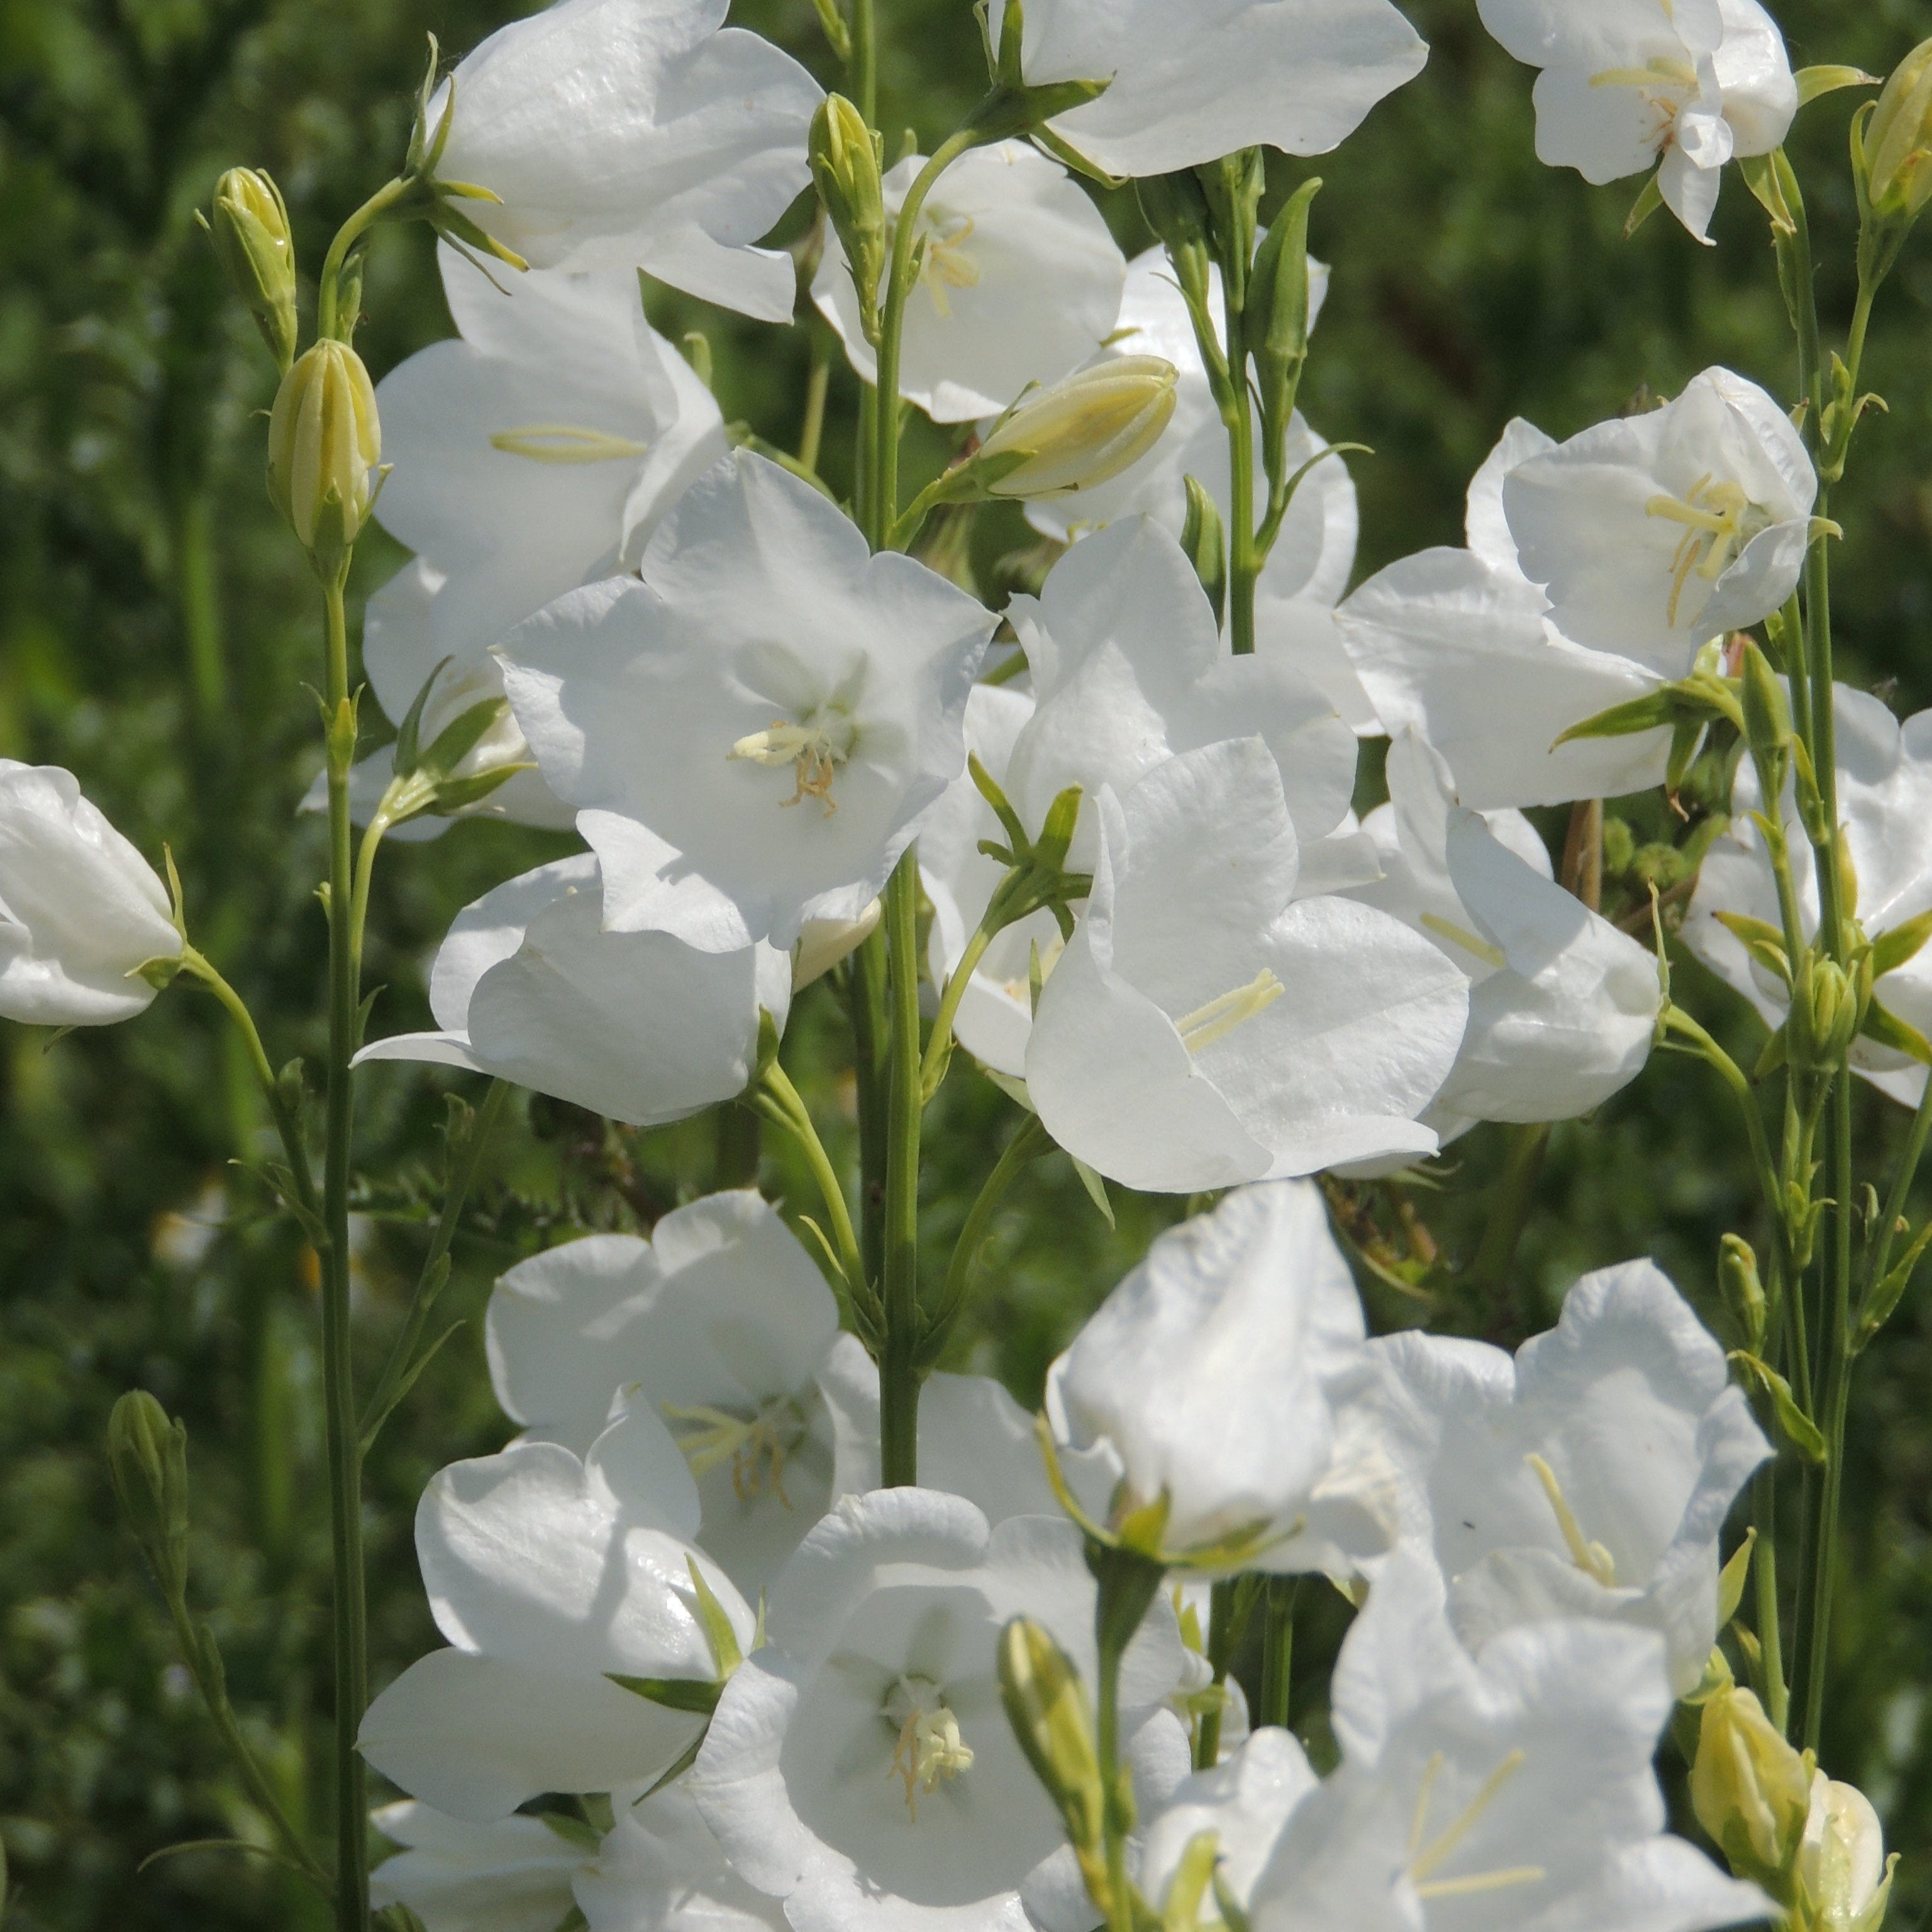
<box><xmin>489</xmin><ymin>424</ymin><xmax>652</xmax><ymax>464</ymax></box>
<box><xmin>728</xmin><ymin>719</ymin><xmax>855</xmax><ymax>816</ymax></box>
<box><xmin>663</xmin><ymin>1397</ymin><xmax>803</xmax><ymax>1505</ymax></box>
<box><xmin>1525</xmin><ymin>1452</ymin><xmax>1619</xmax><ymax>1585</ymax></box>
<box><xmin>1420</xmin><ymin>914</ymin><xmax>1508</xmax><ymax>972</ymax></box>
<box><xmin>884</xmin><ymin>1677</ymin><xmax>974</xmax><ymax>1819</ymax></box>
<box><xmin>1175</xmin><ymin>970</ymin><xmax>1285</xmax><ymax>1054</ymax></box>
<box><xmin>1406</xmin><ymin>1747</ymin><xmax>1543</xmax><ymax>1900</ymax></box>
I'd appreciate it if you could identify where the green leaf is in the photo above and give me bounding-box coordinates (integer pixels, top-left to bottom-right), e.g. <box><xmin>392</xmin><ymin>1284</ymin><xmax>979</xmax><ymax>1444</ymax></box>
<box><xmin>1795</xmin><ymin>65</ymin><xmax>1878</xmax><ymax>106</ymax></box>
<box><xmin>604</xmin><ymin>1672</ymin><xmax>723</xmax><ymax>1715</ymax></box>
<box><xmin>1872</xmin><ymin>906</ymin><xmax>1932</xmax><ymax>978</ymax></box>
<box><xmin>1730</xmin><ymin>1352</ymin><xmax>1828</xmax><ymax>1463</ymax></box>
<box><xmin>1862</xmin><ymin>996</ymin><xmax>1932</xmax><ymax>1067</ymax></box>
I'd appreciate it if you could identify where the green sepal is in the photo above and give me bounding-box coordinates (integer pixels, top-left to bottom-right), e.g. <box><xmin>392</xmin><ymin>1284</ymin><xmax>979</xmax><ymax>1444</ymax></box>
<box><xmin>689</xmin><ymin>1557</ymin><xmax>745</xmax><ymax>1674</ymax></box>
<box><xmin>426</xmin><ymin>762</ymin><xmax>537</xmax><ymax>816</ymax></box>
<box><xmin>1712</xmin><ymin>911</ymin><xmax>1791</xmax><ymax>988</ymax></box>
<box><xmin>1861</xmin><ymin>994</ymin><xmax>1932</xmax><ymax>1066</ymax></box>
<box><xmin>605</xmin><ymin>1672</ymin><xmax>724</xmax><ymax>1715</ymax></box>
<box><xmin>1624</xmin><ymin>172</ymin><xmax>1667</xmax><ymax>238</ymax></box>
<box><xmin>419</xmin><ymin>695</ymin><xmax>509</xmax><ymax>782</ymax></box>
<box><xmin>1860</xmin><ymin>1218</ymin><xmax>1932</xmax><ymax>1348</ymax></box>
<box><xmin>1716</xmin><ymin>1526</ymin><xmax>1757</xmax><ymax>1627</ymax></box>
<box><xmin>392</xmin><ymin>657</ymin><xmax>453</xmax><ymax>780</ymax></box>
<box><xmin>1796</xmin><ymin>65</ymin><xmax>1879</xmax><ymax>107</ymax></box>
<box><xmin>1730</xmin><ymin>1352</ymin><xmax>1828</xmax><ymax>1463</ymax></box>
<box><xmin>1870</xmin><ymin>905</ymin><xmax>1932</xmax><ymax>977</ymax></box>
<box><xmin>1072</xmin><ymin>1157</ymin><xmax>1114</xmax><ymax>1229</ymax></box>
<box><xmin>1752</xmin><ymin>1022</ymin><xmax>1789</xmax><ymax>1082</ymax></box>
<box><xmin>1180</xmin><ymin>475</ymin><xmax>1228</xmax><ymax>629</ymax></box>
<box><xmin>810</xmin><ymin>0</ymin><xmax>852</xmax><ymax>60</ymax></box>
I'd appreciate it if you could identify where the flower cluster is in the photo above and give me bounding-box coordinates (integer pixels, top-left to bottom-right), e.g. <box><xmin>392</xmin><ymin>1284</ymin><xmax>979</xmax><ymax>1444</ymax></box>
<box><xmin>25</xmin><ymin>0</ymin><xmax>1929</xmax><ymax>1929</ymax></box>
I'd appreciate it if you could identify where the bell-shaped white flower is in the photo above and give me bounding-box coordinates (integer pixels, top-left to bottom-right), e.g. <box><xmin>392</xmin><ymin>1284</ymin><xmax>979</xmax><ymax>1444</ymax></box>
<box><xmin>1026</xmin><ymin>250</ymin><xmax>1370</xmax><ymax>730</ymax></box>
<box><xmin>1142</xmin><ymin>1729</ymin><xmax>1319</xmax><ymax>1929</ymax></box>
<box><xmin>1477</xmin><ymin>0</ymin><xmax>1797</xmax><ymax>241</ymax></box>
<box><xmin>0</xmin><ymin>762</ymin><xmax>182</xmax><ymax>1026</ymax></box>
<box><xmin>356</xmin><ymin>855</ymin><xmax>791</xmax><ymax>1127</ymax></box>
<box><xmin>1046</xmin><ymin>1180</ymin><xmax>1397</xmax><ymax>1572</ymax></box>
<box><xmin>500</xmin><ymin>451</ymin><xmax>997</xmax><ymax>952</ymax></box>
<box><xmin>986</xmin><ymin>0</ymin><xmax>1428</xmax><ymax>179</ymax></box>
<box><xmin>689</xmin><ymin>1487</ymin><xmax>1186</xmax><ymax>1932</ymax></box>
<box><xmin>431</xmin><ymin>0</ymin><xmax>823</xmax><ymax>321</ymax></box>
<box><xmin>1338</xmin><ymin>418</ymin><xmax>1677</xmax><ymax>808</ymax></box>
<box><xmin>370</xmin><ymin>1801</ymin><xmax>587</xmax><ymax>1932</ymax></box>
<box><xmin>813</xmin><ymin>141</ymin><xmax>1124</xmax><ymax>422</ymax></box>
<box><xmin>486</xmin><ymin>1191</ymin><xmax>841</xmax><ymax>1596</ymax></box>
<box><xmin>1351</xmin><ymin>731</ymin><xmax>1662</xmax><ymax>1145</ymax></box>
<box><xmin>358</xmin><ymin>1400</ymin><xmax>757</xmax><ymax>1821</ymax></box>
<box><xmin>1025</xmin><ymin>740</ymin><xmax>1468</xmax><ymax>1191</ymax></box>
<box><xmin>1794</xmin><ymin>1772</ymin><xmax>1896</xmax><ymax>1932</ymax></box>
<box><xmin>1503</xmin><ymin>368</ymin><xmax>1815</xmax><ymax>673</ymax></box>
<box><xmin>1361</xmin><ymin>1259</ymin><xmax>1770</xmax><ymax>1694</ymax></box>
<box><xmin>1687</xmin><ymin>684</ymin><xmax>1932</xmax><ymax>1106</ymax></box>
<box><xmin>577</xmin><ymin>1787</ymin><xmax>788</xmax><ymax>1932</ymax></box>
<box><xmin>1246</xmin><ymin>1547</ymin><xmax>1768</xmax><ymax>1932</ymax></box>
<box><xmin>336</xmin><ymin>250</ymin><xmax>730</xmax><ymax>836</ymax></box>
<box><xmin>1004</xmin><ymin>516</ymin><xmax>1362</xmax><ymax>875</ymax></box>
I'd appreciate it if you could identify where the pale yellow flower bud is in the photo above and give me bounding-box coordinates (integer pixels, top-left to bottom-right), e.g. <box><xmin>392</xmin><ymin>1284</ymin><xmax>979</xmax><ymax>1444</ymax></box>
<box><xmin>268</xmin><ymin>340</ymin><xmax>383</xmax><ymax>567</ymax></box>
<box><xmin>977</xmin><ymin>358</ymin><xmax>1179</xmax><ymax>500</ymax></box>
<box><xmin>1793</xmin><ymin>1772</ymin><xmax>1896</xmax><ymax>1932</ymax></box>
<box><xmin>1691</xmin><ymin>1685</ymin><xmax>1813</xmax><ymax>1887</ymax></box>
<box><xmin>997</xmin><ymin>1617</ymin><xmax>1105</xmax><ymax>1858</ymax></box>
<box><xmin>1866</xmin><ymin>39</ymin><xmax>1932</xmax><ymax>221</ymax></box>
<box><xmin>208</xmin><ymin>167</ymin><xmax>298</xmax><ymax>372</ymax></box>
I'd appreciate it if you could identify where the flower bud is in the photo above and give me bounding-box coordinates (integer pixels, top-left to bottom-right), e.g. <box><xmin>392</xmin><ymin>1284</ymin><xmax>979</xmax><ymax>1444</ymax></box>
<box><xmin>1865</xmin><ymin>40</ymin><xmax>1932</xmax><ymax>221</ymax></box>
<box><xmin>107</xmin><ymin>1390</ymin><xmax>190</xmax><ymax>1599</ymax></box>
<box><xmin>998</xmin><ymin>1617</ymin><xmax>1105</xmax><ymax>1858</ymax></box>
<box><xmin>975</xmin><ymin>358</ymin><xmax>1179</xmax><ymax>500</ymax></box>
<box><xmin>1794</xmin><ymin>1771</ymin><xmax>1896</xmax><ymax>1932</ymax></box>
<box><xmin>1738</xmin><ymin>638</ymin><xmax>1792</xmax><ymax>790</ymax></box>
<box><xmin>811</xmin><ymin>96</ymin><xmax>886</xmax><ymax>332</ymax></box>
<box><xmin>1720</xmin><ymin>1233</ymin><xmax>1767</xmax><ymax>1354</ymax></box>
<box><xmin>1797</xmin><ymin>959</ymin><xmax>1862</xmax><ymax>1072</ymax></box>
<box><xmin>1691</xmin><ymin>1685</ymin><xmax>1813</xmax><ymax>1887</ymax></box>
<box><xmin>268</xmin><ymin>340</ymin><xmax>383</xmax><ymax>567</ymax></box>
<box><xmin>207</xmin><ymin>168</ymin><xmax>298</xmax><ymax>372</ymax></box>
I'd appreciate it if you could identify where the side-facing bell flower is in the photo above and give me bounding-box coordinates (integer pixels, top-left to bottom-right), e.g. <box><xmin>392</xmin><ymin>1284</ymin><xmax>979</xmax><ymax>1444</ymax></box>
<box><xmin>1045</xmin><ymin>1180</ymin><xmax>1398</xmax><ymax>1574</ymax></box>
<box><xmin>339</xmin><ymin>247</ymin><xmax>728</xmax><ymax>836</ymax></box>
<box><xmin>370</xmin><ymin>1799</ymin><xmax>589</xmax><ymax>1932</ymax></box>
<box><xmin>268</xmin><ymin>338</ymin><xmax>384</xmax><ymax>567</ymax></box>
<box><xmin>0</xmin><ymin>762</ymin><xmax>182</xmax><ymax>1027</ymax></box>
<box><xmin>1690</xmin><ymin>1684</ymin><xmax>1812</xmax><ymax>1888</ymax></box>
<box><xmin>1475</xmin><ymin>0</ymin><xmax>1797</xmax><ymax>240</ymax></box>
<box><xmin>355</xmin><ymin>855</ymin><xmax>791</xmax><ymax>1126</ymax></box>
<box><xmin>427</xmin><ymin>0</ymin><xmax>824</xmax><ymax>322</ymax></box>
<box><xmin>358</xmin><ymin>1399</ymin><xmax>757</xmax><ymax>1822</ymax></box>
<box><xmin>499</xmin><ymin>451</ymin><xmax>997</xmax><ymax>952</ymax></box>
<box><xmin>1024</xmin><ymin>739</ymin><xmax>1468</xmax><ymax>1191</ymax></box>
<box><xmin>1245</xmin><ymin>1546</ymin><xmax>1768</xmax><ymax>1932</ymax></box>
<box><xmin>688</xmin><ymin>1487</ymin><xmax>1187</xmax><ymax>1932</ymax></box>
<box><xmin>984</xmin><ymin>0</ymin><xmax>1428</xmax><ymax>179</ymax></box>
<box><xmin>1348</xmin><ymin>730</ymin><xmax>1662</xmax><ymax>1146</ymax></box>
<box><xmin>813</xmin><ymin>141</ymin><xmax>1126</xmax><ymax>423</ymax></box>
<box><xmin>484</xmin><ymin>1190</ymin><xmax>842</xmax><ymax>1596</ymax></box>
<box><xmin>1338</xmin><ymin>417</ymin><xmax>1675</xmax><ymax>808</ymax></box>
<box><xmin>1024</xmin><ymin>250</ymin><xmax>1368</xmax><ymax>728</ymax></box>
<box><xmin>1359</xmin><ymin>1257</ymin><xmax>1770</xmax><ymax>1694</ymax></box>
<box><xmin>1502</xmin><ymin>367</ymin><xmax>1816</xmax><ymax>672</ymax></box>
<box><xmin>1685</xmin><ymin>684</ymin><xmax>1932</xmax><ymax>1108</ymax></box>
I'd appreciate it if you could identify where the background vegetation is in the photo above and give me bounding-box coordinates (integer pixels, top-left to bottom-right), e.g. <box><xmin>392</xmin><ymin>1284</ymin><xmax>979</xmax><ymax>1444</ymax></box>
<box><xmin>3</xmin><ymin>0</ymin><xmax>1932</xmax><ymax>1924</ymax></box>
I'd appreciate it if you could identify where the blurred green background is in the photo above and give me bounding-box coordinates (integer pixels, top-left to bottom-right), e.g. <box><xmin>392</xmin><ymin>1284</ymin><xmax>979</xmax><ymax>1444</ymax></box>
<box><xmin>4</xmin><ymin>0</ymin><xmax>1932</xmax><ymax>1924</ymax></box>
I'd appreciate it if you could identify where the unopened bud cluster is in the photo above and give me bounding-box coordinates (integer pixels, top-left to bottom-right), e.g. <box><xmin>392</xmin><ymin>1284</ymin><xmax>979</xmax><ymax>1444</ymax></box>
<box><xmin>811</xmin><ymin>96</ymin><xmax>886</xmax><ymax>335</ymax></box>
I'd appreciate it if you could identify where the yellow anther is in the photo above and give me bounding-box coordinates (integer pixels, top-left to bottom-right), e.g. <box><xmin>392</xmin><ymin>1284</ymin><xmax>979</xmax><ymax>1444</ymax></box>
<box><xmin>1420</xmin><ymin>914</ymin><xmax>1508</xmax><ymax>972</ymax></box>
<box><xmin>1175</xmin><ymin>970</ymin><xmax>1286</xmax><ymax>1055</ymax></box>
<box><xmin>1407</xmin><ymin>1748</ymin><xmax>1540</xmax><ymax>1899</ymax></box>
<box><xmin>728</xmin><ymin>718</ymin><xmax>855</xmax><ymax>817</ymax></box>
<box><xmin>663</xmin><ymin>1397</ymin><xmax>801</xmax><ymax>1506</ymax></box>
<box><xmin>1645</xmin><ymin>475</ymin><xmax>1765</xmax><ymax>625</ymax></box>
<box><xmin>1525</xmin><ymin>1452</ymin><xmax>1619</xmax><ymax>1585</ymax></box>
<box><xmin>885</xmin><ymin>1678</ymin><xmax>974</xmax><ymax>1819</ymax></box>
<box><xmin>488</xmin><ymin>424</ymin><xmax>653</xmax><ymax>464</ymax></box>
<box><xmin>918</xmin><ymin>213</ymin><xmax>981</xmax><ymax>319</ymax></box>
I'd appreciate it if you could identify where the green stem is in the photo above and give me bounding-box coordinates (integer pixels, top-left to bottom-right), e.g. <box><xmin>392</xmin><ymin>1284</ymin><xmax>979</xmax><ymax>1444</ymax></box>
<box><xmin>933</xmin><ymin>1116</ymin><xmax>1048</xmax><ymax>1335</ymax></box>
<box><xmin>920</xmin><ymin>921</ymin><xmax>996</xmax><ymax>1099</ymax></box>
<box><xmin>1257</xmin><ymin>1577</ymin><xmax>1298</xmax><ymax>1731</ymax></box>
<box><xmin>1469</xmin><ymin>1123</ymin><xmax>1550</xmax><ymax>1299</ymax></box>
<box><xmin>880</xmin><ymin>852</ymin><xmax>924</xmax><ymax>1486</ymax></box>
<box><xmin>1192</xmin><ymin>1580</ymin><xmax>1241</xmax><ymax>1772</ymax></box>
<box><xmin>316</xmin><ymin>177</ymin><xmax>410</xmax><ymax>343</ymax></box>
<box><xmin>1754</xmin><ymin>1467</ymin><xmax>1788</xmax><ymax>1735</ymax></box>
<box><xmin>1221</xmin><ymin>270</ymin><xmax>1257</xmax><ymax>657</ymax></box>
<box><xmin>357</xmin><ymin>1079</ymin><xmax>511</xmax><ymax>1450</ymax></box>
<box><xmin>798</xmin><ymin>335</ymin><xmax>833</xmax><ymax>477</ymax></box>
<box><xmin>1092</xmin><ymin>1548</ymin><xmax>1165</xmax><ymax>1932</ymax></box>
<box><xmin>849</xmin><ymin>926</ymin><xmax>890</xmax><ymax>1291</ymax></box>
<box><xmin>757</xmin><ymin>1061</ymin><xmax>865</xmax><ymax>1300</ymax></box>
<box><xmin>1665</xmin><ymin>1009</ymin><xmax>1785</xmax><ymax>1253</ymax></box>
<box><xmin>319</xmin><ymin>571</ymin><xmax>369</xmax><ymax>1931</ymax></box>
<box><xmin>872</xmin><ymin>130</ymin><xmax>982</xmax><ymax>546</ymax></box>
<box><xmin>850</xmin><ymin>0</ymin><xmax>877</xmax><ymax>126</ymax></box>
<box><xmin>164</xmin><ymin>1595</ymin><xmax>332</xmax><ymax>1895</ymax></box>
